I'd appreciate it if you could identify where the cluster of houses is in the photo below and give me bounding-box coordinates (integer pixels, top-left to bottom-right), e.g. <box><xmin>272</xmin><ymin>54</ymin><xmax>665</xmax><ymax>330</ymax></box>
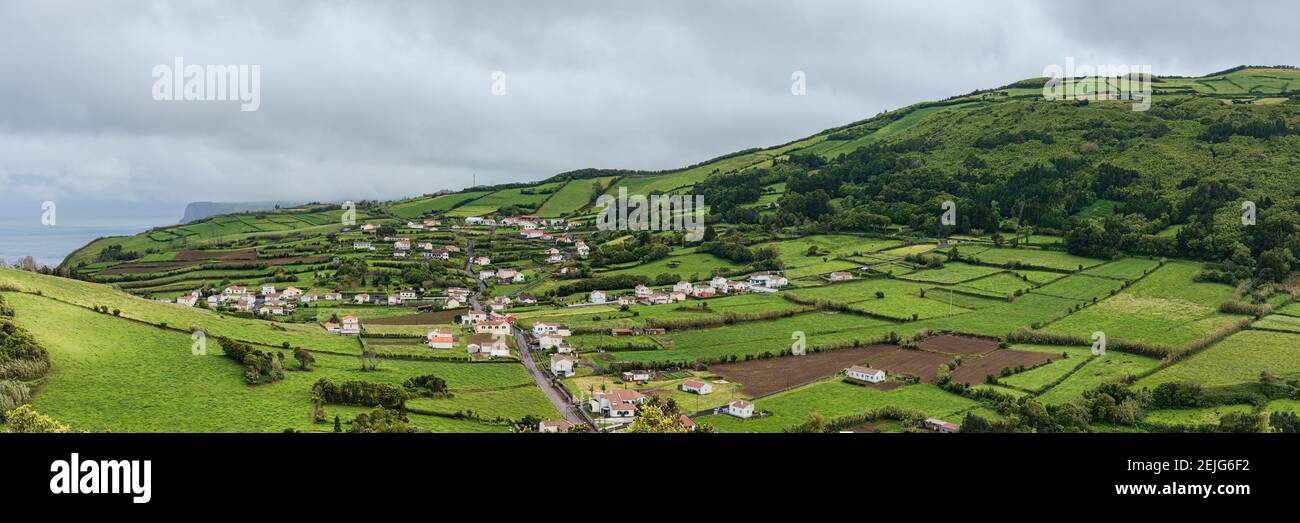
<box><xmin>177</xmin><ymin>284</ymin><xmax>341</xmax><ymax>315</ymax></box>
<box><xmin>323</xmin><ymin>316</ymin><xmax>361</xmax><ymax>335</ymax></box>
<box><xmin>588</xmin><ymin>272</ymin><xmax>789</xmax><ymax>306</ymax></box>
<box><xmin>354</xmin><ymin>223</ymin><xmax>462</xmax><ymax>260</ymax></box>
<box><xmin>454</xmin><ymin>309</ymin><xmax>517</xmax><ymax>358</ymax></box>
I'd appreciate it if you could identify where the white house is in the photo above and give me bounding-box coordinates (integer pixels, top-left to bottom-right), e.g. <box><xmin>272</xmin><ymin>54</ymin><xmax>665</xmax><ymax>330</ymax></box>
<box><xmin>475</xmin><ymin>319</ymin><xmax>512</xmax><ymax>335</ymax></box>
<box><xmin>340</xmin><ymin>316</ymin><xmax>361</xmax><ymax>335</ymax></box>
<box><xmin>224</xmin><ymin>285</ymin><xmax>246</xmax><ymax>295</ymax></box>
<box><xmin>829</xmin><ymin>271</ymin><xmax>855</xmax><ymax>282</ymax></box>
<box><xmin>479</xmin><ymin>270</ymin><xmax>496</xmax><ymax>280</ymax></box>
<box><xmin>749</xmin><ymin>272</ymin><xmax>788</xmax><ymax>288</ymax></box>
<box><xmin>575</xmin><ymin>241</ymin><xmax>590</xmax><ymax>257</ymax></box>
<box><xmin>692</xmin><ymin>285</ymin><xmax>716</xmax><ymax>298</ymax></box>
<box><xmin>324</xmin><ymin>292</ymin><xmax>343</xmax><ymax>301</ymax></box>
<box><xmin>398</xmin><ymin>290</ymin><xmax>419</xmax><ymax>300</ymax></box>
<box><xmin>282</xmin><ymin>286</ymin><xmax>304</xmax><ymax>298</ymax></box>
<box><xmin>460</xmin><ymin>311</ymin><xmax>488</xmax><ymax>325</ymax></box>
<box><xmin>727</xmin><ymin>400</ymin><xmax>755</xmax><ymax>418</ymax></box>
<box><xmin>261</xmin><ymin>285</ymin><xmax>277</xmax><ymax>296</ymax></box>
<box><xmin>352</xmin><ymin>241</ymin><xmax>372</xmax><ymax>250</ymax></box>
<box><xmin>175</xmin><ymin>295</ymin><xmax>198</xmax><ymax>307</ymax></box>
<box><xmin>538</xmin><ymin>333</ymin><xmax>567</xmax><ymax>349</ymax></box>
<box><xmin>353</xmin><ymin>293</ymin><xmax>371</xmax><ymax>304</ymax></box>
<box><xmin>673</xmin><ymin>281</ymin><xmax>693</xmax><ymax>294</ymax></box>
<box><xmin>709</xmin><ymin>276</ymin><xmax>730</xmax><ymax>290</ymax></box>
<box><xmin>550</xmin><ymin>355</ymin><xmax>576</xmax><ymax>377</ymax></box>
<box><xmin>426</xmin><ymin>329</ymin><xmax>455</xmax><ymax>349</ymax></box>
<box><xmin>589</xmin><ymin>290</ymin><xmax>607</xmax><ymax>304</ymax></box>
<box><xmin>465</xmin><ymin>216</ymin><xmax>484</xmax><ymax>224</ymax></box>
<box><xmin>621</xmin><ymin>370</ymin><xmax>651</xmax><ymax>383</ymax></box>
<box><xmin>680</xmin><ymin>380</ymin><xmax>713</xmax><ymax>395</ymax></box>
<box><xmin>532</xmin><ymin>322</ymin><xmax>562</xmax><ymax>337</ymax></box>
<box><xmin>386</xmin><ymin>295</ymin><xmax>402</xmax><ymax>306</ymax></box>
<box><xmin>475</xmin><ymin>256</ymin><xmax>492</xmax><ymax>266</ymax></box>
<box><xmin>925</xmin><ymin>418</ymin><xmax>961</xmax><ymax>433</ymax></box>
<box><xmin>521</xmin><ymin>229</ymin><xmax>545</xmax><ymax>239</ymax></box>
<box><xmin>634</xmin><ymin>284</ymin><xmax>653</xmax><ymax>299</ymax></box>
<box><xmin>323</xmin><ymin>321</ymin><xmax>341</xmax><ymax>333</ymax></box>
<box><xmin>588</xmin><ymin>389</ymin><xmax>647</xmax><ymax>415</ymax></box>
<box><xmin>845</xmin><ymin>365</ymin><xmax>886</xmax><ymax>383</ymax></box>
<box><xmin>607</xmin><ymin>402</ymin><xmax>637</xmax><ymax>421</ymax></box>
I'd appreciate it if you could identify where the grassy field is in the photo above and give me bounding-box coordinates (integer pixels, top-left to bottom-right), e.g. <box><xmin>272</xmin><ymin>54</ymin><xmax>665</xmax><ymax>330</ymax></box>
<box><xmin>1036</xmin><ymin>350</ymin><xmax>1163</xmax><ymax>404</ymax></box>
<box><xmin>963</xmin><ymin>247</ymin><xmax>1105</xmax><ymax>271</ymax></box>
<box><xmin>389</xmin><ymin>191</ymin><xmax>491</xmax><ymax>218</ymax></box>
<box><xmin>537</xmin><ymin>177</ymin><xmax>615</xmax><ymax>217</ymax></box>
<box><xmin>601</xmin><ymin>253</ymin><xmax>747</xmax><ymax>280</ymax></box>
<box><xmin>1135</xmin><ymin>330</ymin><xmax>1300</xmax><ymax>389</ymax></box>
<box><xmin>2</xmin><ymin>292</ymin><xmax>536</xmax><ymax>432</ymax></box>
<box><xmin>1041</xmin><ymin>262</ymin><xmax>1241</xmax><ymax>349</ymax></box>
<box><xmin>697</xmin><ymin>381</ymin><xmax>976</xmax><ymax>433</ymax></box>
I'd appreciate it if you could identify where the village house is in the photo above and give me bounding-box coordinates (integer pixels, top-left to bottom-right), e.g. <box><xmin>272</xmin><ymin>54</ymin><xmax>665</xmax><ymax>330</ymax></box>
<box><xmin>444</xmin><ymin>244</ymin><xmax>460</xmax><ymax>253</ymax></box>
<box><xmin>538</xmin><ymin>420</ymin><xmax>574</xmax><ymax>433</ymax></box>
<box><xmin>324</xmin><ymin>292</ymin><xmax>343</xmax><ymax>301</ymax></box>
<box><xmin>352</xmin><ymin>241</ymin><xmax>372</xmax><ymax>250</ymax></box>
<box><xmin>521</xmin><ymin>229</ymin><xmax>544</xmax><ymax>239</ymax></box>
<box><xmin>588</xmin><ymin>389</ymin><xmax>647</xmax><ymax>416</ymax></box>
<box><xmin>617</xmin><ymin>294</ymin><xmax>637</xmax><ymax>306</ymax></box>
<box><xmin>516</xmin><ymin>295</ymin><xmax>538</xmax><ymax>305</ymax></box>
<box><xmin>679</xmin><ymin>414</ymin><xmax>697</xmax><ymax>431</ymax></box>
<box><xmin>829</xmin><ymin>271</ymin><xmax>855</xmax><ymax>282</ymax></box>
<box><xmin>175</xmin><ymin>294</ymin><xmax>198</xmax><ymax>307</ymax></box>
<box><xmin>692</xmin><ymin>285</ymin><xmax>716</xmax><ymax>298</ymax></box>
<box><xmin>258</xmin><ymin>304</ymin><xmax>287</xmax><ymax>316</ymax></box>
<box><xmin>224</xmin><ymin>285</ymin><xmax>246</xmax><ymax>295</ymax></box>
<box><xmin>496</xmin><ymin>269</ymin><xmax>525</xmax><ymax>283</ymax></box>
<box><xmin>468</xmin><ymin>339</ymin><xmax>510</xmax><ymax>358</ymax></box>
<box><xmin>487</xmin><ymin>296</ymin><xmax>511</xmax><ymax>311</ymax></box>
<box><xmin>300</xmin><ymin>294</ymin><xmax>318</xmax><ymax>303</ymax></box>
<box><xmin>673</xmin><ymin>281</ymin><xmax>693</xmax><ymax>294</ymax></box>
<box><xmin>749</xmin><ymin>272</ymin><xmax>788</xmax><ymax>288</ymax></box>
<box><xmin>353</xmin><ymin>293</ymin><xmax>371</xmax><ymax>304</ymax></box>
<box><xmin>426</xmin><ymin>329</ymin><xmax>455</xmax><ymax>349</ymax></box>
<box><xmin>550</xmin><ymin>354</ymin><xmax>576</xmax><ymax>378</ymax></box>
<box><xmin>464</xmin><ymin>216</ymin><xmax>484</xmax><ymax>224</ymax></box>
<box><xmin>391</xmin><ymin>250</ymin><xmax>408</xmax><ymax>258</ymax></box>
<box><xmin>621</xmin><ymin>370</ymin><xmax>651</xmax><ymax>384</ymax></box>
<box><xmin>443</xmin><ymin>298</ymin><xmax>461</xmax><ymax>309</ymax></box>
<box><xmin>261</xmin><ymin>285</ymin><xmax>277</xmax><ymax>295</ymax></box>
<box><xmin>547</xmin><ymin>254</ymin><xmax>564</xmax><ymax>264</ymax></box>
<box><xmin>727</xmin><ymin>400</ymin><xmax>755</xmax><ymax>418</ymax></box>
<box><xmin>479</xmin><ymin>270</ymin><xmax>495</xmax><ymax>280</ymax></box>
<box><xmin>709</xmin><ymin>276</ymin><xmax>730</xmax><ymax>290</ymax></box>
<box><xmin>386</xmin><ymin>295</ymin><xmax>402</xmax><ymax>306</ymax></box>
<box><xmin>680</xmin><ymin>380</ymin><xmax>713</xmax><ymax>395</ymax></box>
<box><xmin>610</xmin><ymin>328</ymin><xmax>637</xmax><ymax>337</ymax></box>
<box><xmin>554</xmin><ymin>343</ymin><xmax>575</xmax><ymax>354</ymax></box>
<box><xmin>589</xmin><ymin>290</ymin><xmax>607</xmax><ymax>304</ymax></box>
<box><xmin>670</xmin><ymin>291</ymin><xmax>689</xmax><ymax>302</ymax></box>
<box><xmin>360</xmin><ymin>224</ymin><xmax>379</xmax><ymax>233</ymax></box>
<box><xmin>575</xmin><ymin>241</ymin><xmax>590</xmax><ymax>257</ymax></box>
<box><xmin>607</xmin><ymin>402</ymin><xmax>637</xmax><ymax>421</ymax></box>
<box><xmin>460</xmin><ymin>311</ymin><xmax>488</xmax><ymax>325</ymax></box>
<box><xmin>340</xmin><ymin>316</ymin><xmax>361</xmax><ymax>335</ymax></box>
<box><xmin>207</xmin><ymin>295</ymin><xmax>223</xmax><ymax>306</ymax></box>
<box><xmin>475</xmin><ymin>319</ymin><xmax>512</xmax><ymax>335</ymax></box>
<box><xmin>234</xmin><ymin>295</ymin><xmax>257</xmax><ymax>311</ymax></box>
<box><xmin>398</xmin><ymin>290</ymin><xmax>419</xmax><ymax>300</ymax></box>
<box><xmin>537</xmin><ymin>333</ymin><xmax>568</xmax><ymax>349</ymax></box>
<box><xmin>634</xmin><ymin>284</ymin><xmax>653</xmax><ymax>299</ymax></box>
<box><xmin>532</xmin><ymin>322</ymin><xmax>563</xmax><ymax>337</ymax></box>
<box><xmin>845</xmin><ymin>365</ymin><xmax>886</xmax><ymax>384</ymax></box>
<box><xmin>447</xmin><ymin>287</ymin><xmax>470</xmax><ymax>301</ymax></box>
<box><xmin>475</xmin><ymin>256</ymin><xmax>492</xmax><ymax>266</ymax></box>
<box><xmin>323</xmin><ymin>321</ymin><xmax>341</xmax><ymax>334</ymax></box>
<box><xmin>925</xmin><ymin>418</ymin><xmax>961</xmax><ymax>433</ymax></box>
<box><xmin>282</xmin><ymin>287</ymin><xmax>303</xmax><ymax>298</ymax></box>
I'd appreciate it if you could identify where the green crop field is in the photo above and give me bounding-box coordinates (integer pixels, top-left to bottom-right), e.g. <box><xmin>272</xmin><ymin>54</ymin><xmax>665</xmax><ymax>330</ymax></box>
<box><xmin>1040</xmin><ymin>262</ymin><xmax>1242</xmax><ymax>349</ymax></box>
<box><xmin>1136</xmin><ymin>330</ymin><xmax>1300</xmax><ymax>389</ymax></box>
<box><xmin>697</xmin><ymin>381</ymin><xmax>976</xmax><ymax>433</ymax></box>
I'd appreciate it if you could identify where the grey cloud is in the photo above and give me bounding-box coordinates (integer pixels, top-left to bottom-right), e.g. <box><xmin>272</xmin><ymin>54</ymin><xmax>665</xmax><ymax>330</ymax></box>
<box><xmin>0</xmin><ymin>0</ymin><xmax>1296</xmax><ymax>218</ymax></box>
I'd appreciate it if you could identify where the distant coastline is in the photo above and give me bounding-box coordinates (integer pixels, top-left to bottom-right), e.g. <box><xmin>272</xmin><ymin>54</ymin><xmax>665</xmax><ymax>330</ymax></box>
<box><xmin>0</xmin><ymin>218</ymin><xmax>172</xmax><ymax>268</ymax></box>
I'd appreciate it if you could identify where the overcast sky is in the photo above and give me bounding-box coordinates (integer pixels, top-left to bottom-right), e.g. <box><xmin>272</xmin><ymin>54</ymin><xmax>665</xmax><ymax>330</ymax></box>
<box><xmin>1</xmin><ymin>0</ymin><xmax>1297</xmax><ymax>222</ymax></box>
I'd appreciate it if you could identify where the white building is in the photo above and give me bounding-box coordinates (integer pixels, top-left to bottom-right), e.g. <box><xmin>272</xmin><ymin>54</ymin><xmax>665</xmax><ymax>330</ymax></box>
<box><xmin>550</xmin><ymin>355</ymin><xmax>576</xmax><ymax>377</ymax></box>
<box><xmin>727</xmin><ymin>400</ymin><xmax>755</xmax><ymax>418</ymax></box>
<box><xmin>426</xmin><ymin>329</ymin><xmax>455</xmax><ymax>349</ymax></box>
<box><xmin>340</xmin><ymin>316</ymin><xmax>361</xmax><ymax>336</ymax></box>
<box><xmin>589</xmin><ymin>290</ymin><xmax>606</xmax><ymax>304</ymax></box>
<box><xmin>680</xmin><ymin>380</ymin><xmax>713</xmax><ymax>395</ymax></box>
<box><xmin>845</xmin><ymin>365</ymin><xmax>886</xmax><ymax>383</ymax></box>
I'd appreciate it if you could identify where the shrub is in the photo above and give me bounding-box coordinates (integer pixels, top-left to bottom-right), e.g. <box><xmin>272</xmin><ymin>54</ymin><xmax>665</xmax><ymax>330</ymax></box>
<box><xmin>3</xmin><ymin>404</ymin><xmax>73</xmax><ymax>433</ymax></box>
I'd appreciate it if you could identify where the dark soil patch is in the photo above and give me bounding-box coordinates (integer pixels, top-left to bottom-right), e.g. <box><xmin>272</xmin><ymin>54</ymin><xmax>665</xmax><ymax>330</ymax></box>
<box><xmin>949</xmin><ymin>349</ymin><xmax>1060</xmax><ymax>386</ymax></box>
<box><xmin>710</xmin><ymin>344</ymin><xmax>898</xmax><ymax>397</ymax></box>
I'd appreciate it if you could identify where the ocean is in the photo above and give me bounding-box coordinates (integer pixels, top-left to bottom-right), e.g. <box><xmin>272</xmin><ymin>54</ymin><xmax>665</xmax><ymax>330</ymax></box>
<box><xmin>0</xmin><ymin>217</ymin><xmax>174</xmax><ymax>268</ymax></box>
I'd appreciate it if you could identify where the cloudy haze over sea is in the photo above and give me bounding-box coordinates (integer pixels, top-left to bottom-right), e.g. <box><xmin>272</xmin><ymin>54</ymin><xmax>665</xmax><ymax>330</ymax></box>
<box><xmin>2</xmin><ymin>0</ymin><xmax>1299</xmax><ymax>263</ymax></box>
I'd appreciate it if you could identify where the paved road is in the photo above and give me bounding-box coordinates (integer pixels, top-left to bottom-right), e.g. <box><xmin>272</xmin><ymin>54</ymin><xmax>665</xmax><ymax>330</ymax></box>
<box><xmin>463</xmin><ymin>238</ymin><xmax>587</xmax><ymax>428</ymax></box>
<box><xmin>512</xmin><ymin>326</ymin><xmax>587</xmax><ymax>427</ymax></box>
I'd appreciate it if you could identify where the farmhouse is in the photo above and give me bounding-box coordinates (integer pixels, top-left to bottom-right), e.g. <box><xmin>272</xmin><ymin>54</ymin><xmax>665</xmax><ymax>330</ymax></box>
<box><xmin>475</xmin><ymin>256</ymin><xmax>492</xmax><ymax>266</ymax></box>
<box><xmin>444</xmin><ymin>298</ymin><xmax>461</xmax><ymax>309</ymax></box>
<box><xmin>710</xmin><ymin>276</ymin><xmax>730</xmax><ymax>290</ymax></box>
<box><xmin>673</xmin><ymin>281</ymin><xmax>693</xmax><ymax>294</ymax></box>
<box><xmin>487</xmin><ymin>296</ymin><xmax>511</xmax><ymax>311</ymax></box>
<box><xmin>426</xmin><ymin>329</ymin><xmax>455</xmax><ymax>349</ymax></box>
<box><xmin>692</xmin><ymin>285</ymin><xmax>716</xmax><ymax>298</ymax></box>
<box><xmin>323</xmin><ymin>322</ymin><xmax>341</xmax><ymax>333</ymax></box>
<box><xmin>324</xmin><ymin>292</ymin><xmax>343</xmax><ymax>301</ymax></box>
<box><xmin>398</xmin><ymin>290</ymin><xmax>419</xmax><ymax>300</ymax></box>
<box><xmin>386</xmin><ymin>295</ymin><xmax>402</xmax><ymax>306</ymax></box>
<box><xmin>532</xmin><ymin>322</ymin><xmax>562</xmax><ymax>337</ymax></box>
<box><xmin>621</xmin><ymin>370</ymin><xmax>651</xmax><ymax>383</ymax></box>
<box><xmin>538</xmin><ymin>420</ymin><xmax>575</xmax><ymax>433</ymax></box>
<box><xmin>925</xmin><ymin>418</ymin><xmax>961</xmax><ymax>433</ymax></box>
<box><xmin>479</xmin><ymin>270</ymin><xmax>495</xmax><ymax>280</ymax></box>
<box><xmin>496</xmin><ymin>269</ymin><xmax>525</xmax><ymax>283</ymax></box>
<box><xmin>634</xmin><ymin>284</ymin><xmax>653</xmax><ymax>299</ymax></box>
<box><xmin>617</xmin><ymin>295</ymin><xmax>637</xmax><ymax>306</ymax></box>
<box><xmin>610</xmin><ymin>328</ymin><xmax>636</xmax><ymax>337</ymax></box>
<box><xmin>575</xmin><ymin>241</ymin><xmax>590</xmax><ymax>256</ymax></box>
<box><xmin>353</xmin><ymin>293</ymin><xmax>371</xmax><ymax>304</ymax></box>
<box><xmin>670</xmin><ymin>291</ymin><xmax>688</xmax><ymax>302</ymax></box>
<box><xmin>547</xmin><ymin>254</ymin><xmax>564</xmax><ymax>264</ymax></box>
<box><xmin>340</xmin><ymin>316</ymin><xmax>361</xmax><ymax>335</ymax></box>
<box><xmin>175</xmin><ymin>295</ymin><xmax>198</xmax><ymax>307</ymax></box>
<box><xmin>680</xmin><ymin>380</ymin><xmax>713</xmax><ymax>395</ymax></box>
<box><xmin>261</xmin><ymin>285</ymin><xmax>277</xmax><ymax>295</ymax></box>
<box><xmin>727</xmin><ymin>400</ymin><xmax>755</xmax><ymax>418</ymax></box>
<box><xmin>516</xmin><ymin>295</ymin><xmax>538</xmax><ymax>305</ymax></box>
<box><xmin>679</xmin><ymin>414</ymin><xmax>697</xmax><ymax>431</ymax></box>
<box><xmin>352</xmin><ymin>241</ymin><xmax>372</xmax><ymax>250</ymax></box>
<box><xmin>464</xmin><ymin>216</ymin><xmax>484</xmax><ymax>224</ymax></box>
<box><xmin>460</xmin><ymin>311</ymin><xmax>487</xmax><ymax>325</ymax></box>
<box><xmin>844</xmin><ymin>365</ymin><xmax>886</xmax><ymax>384</ymax></box>
<box><xmin>224</xmin><ymin>285</ymin><xmax>246</xmax><ymax>295</ymax></box>
<box><xmin>829</xmin><ymin>271</ymin><xmax>855</xmax><ymax>282</ymax></box>
<box><xmin>282</xmin><ymin>286</ymin><xmax>303</xmax><ymax>298</ymax></box>
<box><xmin>550</xmin><ymin>355</ymin><xmax>576</xmax><ymax>377</ymax></box>
<box><xmin>589</xmin><ymin>290</ymin><xmax>607</xmax><ymax>304</ymax></box>
<box><xmin>521</xmin><ymin>229</ymin><xmax>544</xmax><ymax>239</ymax></box>
<box><xmin>538</xmin><ymin>333</ymin><xmax>567</xmax><ymax>349</ymax></box>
